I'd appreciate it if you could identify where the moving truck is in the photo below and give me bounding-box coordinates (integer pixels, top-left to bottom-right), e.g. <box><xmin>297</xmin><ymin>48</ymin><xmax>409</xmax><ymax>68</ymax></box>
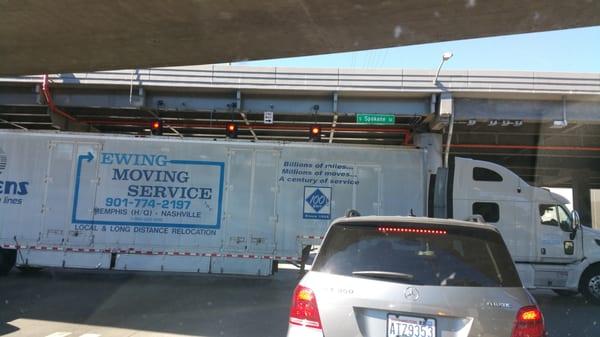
<box><xmin>1</xmin><ymin>130</ymin><xmax>599</xmax><ymax>303</ymax></box>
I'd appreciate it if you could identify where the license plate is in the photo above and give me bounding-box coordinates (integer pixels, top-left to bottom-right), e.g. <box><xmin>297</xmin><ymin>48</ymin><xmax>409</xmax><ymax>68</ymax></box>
<box><xmin>387</xmin><ymin>314</ymin><xmax>436</xmax><ymax>337</ymax></box>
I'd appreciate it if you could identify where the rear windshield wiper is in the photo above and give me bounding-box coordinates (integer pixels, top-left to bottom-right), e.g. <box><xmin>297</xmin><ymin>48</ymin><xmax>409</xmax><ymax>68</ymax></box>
<box><xmin>352</xmin><ymin>270</ymin><xmax>415</xmax><ymax>281</ymax></box>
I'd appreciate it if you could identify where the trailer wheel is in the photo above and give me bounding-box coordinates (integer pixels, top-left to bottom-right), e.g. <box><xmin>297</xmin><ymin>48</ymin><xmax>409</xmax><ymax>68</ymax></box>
<box><xmin>580</xmin><ymin>265</ymin><xmax>600</xmax><ymax>305</ymax></box>
<box><xmin>552</xmin><ymin>289</ymin><xmax>578</xmax><ymax>297</ymax></box>
<box><xmin>0</xmin><ymin>248</ymin><xmax>17</xmax><ymax>276</ymax></box>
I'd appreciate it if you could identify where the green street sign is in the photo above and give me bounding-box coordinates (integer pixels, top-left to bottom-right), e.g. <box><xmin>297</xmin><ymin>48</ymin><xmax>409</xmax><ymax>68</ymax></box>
<box><xmin>356</xmin><ymin>114</ymin><xmax>396</xmax><ymax>125</ymax></box>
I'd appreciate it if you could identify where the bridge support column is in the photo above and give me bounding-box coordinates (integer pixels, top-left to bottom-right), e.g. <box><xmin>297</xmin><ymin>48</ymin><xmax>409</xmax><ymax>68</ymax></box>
<box><xmin>414</xmin><ymin>133</ymin><xmax>443</xmax><ymax>175</ymax></box>
<box><xmin>572</xmin><ymin>172</ymin><xmax>592</xmax><ymax>227</ymax></box>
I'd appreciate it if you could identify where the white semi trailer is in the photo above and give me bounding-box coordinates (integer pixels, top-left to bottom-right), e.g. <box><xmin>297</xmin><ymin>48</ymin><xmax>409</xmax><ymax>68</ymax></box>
<box><xmin>1</xmin><ymin>130</ymin><xmax>599</xmax><ymax>303</ymax></box>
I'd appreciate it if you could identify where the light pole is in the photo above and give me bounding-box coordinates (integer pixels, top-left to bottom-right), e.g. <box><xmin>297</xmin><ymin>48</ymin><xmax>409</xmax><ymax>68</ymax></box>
<box><xmin>433</xmin><ymin>51</ymin><xmax>454</xmax><ymax>168</ymax></box>
<box><xmin>433</xmin><ymin>52</ymin><xmax>453</xmax><ymax>84</ymax></box>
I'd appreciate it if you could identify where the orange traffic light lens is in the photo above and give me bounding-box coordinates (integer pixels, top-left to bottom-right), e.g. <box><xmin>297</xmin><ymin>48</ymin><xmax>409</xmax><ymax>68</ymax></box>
<box><xmin>225</xmin><ymin>123</ymin><xmax>238</xmax><ymax>138</ymax></box>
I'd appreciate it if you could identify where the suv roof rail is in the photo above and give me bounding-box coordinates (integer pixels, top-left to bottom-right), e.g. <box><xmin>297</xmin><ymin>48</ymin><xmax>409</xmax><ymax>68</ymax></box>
<box><xmin>467</xmin><ymin>214</ymin><xmax>485</xmax><ymax>223</ymax></box>
<box><xmin>345</xmin><ymin>209</ymin><xmax>361</xmax><ymax>217</ymax></box>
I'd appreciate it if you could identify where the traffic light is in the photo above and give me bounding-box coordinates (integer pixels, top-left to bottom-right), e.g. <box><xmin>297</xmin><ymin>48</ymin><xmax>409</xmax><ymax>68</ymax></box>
<box><xmin>309</xmin><ymin>125</ymin><xmax>321</xmax><ymax>142</ymax></box>
<box><xmin>225</xmin><ymin>122</ymin><xmax>238</xmax><ymax>138</ymax></box>
<box><xmin>150</xmin><ymin>120</ymin><xmax>163</xmax><ymax>135</ymax></box>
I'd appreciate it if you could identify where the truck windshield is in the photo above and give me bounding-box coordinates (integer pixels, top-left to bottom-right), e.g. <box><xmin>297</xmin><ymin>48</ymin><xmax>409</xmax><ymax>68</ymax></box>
<box><xmin>312</xmin><ymin>222</ymin><xmax>522</xmax><ymax>287</ymax></box>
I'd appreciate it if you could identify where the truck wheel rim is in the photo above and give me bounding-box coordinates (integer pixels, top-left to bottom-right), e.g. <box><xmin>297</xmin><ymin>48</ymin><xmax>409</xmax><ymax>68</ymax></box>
<box><xmin>589</xmin><ymin>275</ymin><xmax>600</xmax><ymax>299</ymax></box>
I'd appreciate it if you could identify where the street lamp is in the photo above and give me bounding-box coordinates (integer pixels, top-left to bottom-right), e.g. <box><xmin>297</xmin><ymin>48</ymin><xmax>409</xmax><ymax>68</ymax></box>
<box><xmin>433</xmin><ymin>52</ymin><xmax>453</xmax><ymax>84</ymax></box>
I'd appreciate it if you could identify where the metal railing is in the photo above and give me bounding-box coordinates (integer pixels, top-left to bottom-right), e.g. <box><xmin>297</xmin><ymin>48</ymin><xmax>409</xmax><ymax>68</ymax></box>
<box><xmin>1</xmin><ymin>66</ymin><xmax>599</xmax><ymax>95</ymax></box>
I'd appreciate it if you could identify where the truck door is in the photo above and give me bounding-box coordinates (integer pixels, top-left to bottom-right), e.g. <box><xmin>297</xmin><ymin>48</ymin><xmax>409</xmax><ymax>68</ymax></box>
<box><xmin>537</xmin><ymin>204</ymin><xmax>582</xmax><ymax>264</ymax></box>
<box><xmin>42</xmin><ymin>142</ymin><xmax>101</xmax><ymax>247</ymax></box>
<box><xmin>352</xmin><ymin>165</ymin><xmax>382</xmax><ymax>215</ymax></box>
<box><xmin>247</xmin><ymin>150</ymin><xmax>279</xmax><ymax>254</ymax></box>
<box><xmin>41</xmin><ymin>141</ymin><xmax>76</xmax><ymax>246</ymax></box>
<box><xmin>223</xmin><ymin>148</ymin><xmax>278</xmax><ymax>254</ymax></box>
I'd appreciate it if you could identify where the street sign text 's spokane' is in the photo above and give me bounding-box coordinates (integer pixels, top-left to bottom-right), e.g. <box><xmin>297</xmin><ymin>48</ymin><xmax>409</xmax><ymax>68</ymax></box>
<box><xmin>356</xmin><ymin>114</ymin><xmax>395</xmax><ymax>125</ymax></box>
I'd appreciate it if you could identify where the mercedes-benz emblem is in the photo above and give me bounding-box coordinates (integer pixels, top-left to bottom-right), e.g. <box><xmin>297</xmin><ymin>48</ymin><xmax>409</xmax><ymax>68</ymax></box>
<box><xmin>404</xmin><ymin>287</ymin><xmax>420</xmax><ymax>301</ymax></box>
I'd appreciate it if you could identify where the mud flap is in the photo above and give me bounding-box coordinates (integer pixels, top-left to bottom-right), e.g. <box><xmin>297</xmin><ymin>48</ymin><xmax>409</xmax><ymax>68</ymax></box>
<box><xmin>0</xmin><ymin>248</ymin><xmax>17</xmax><ymax>275</ymax></box>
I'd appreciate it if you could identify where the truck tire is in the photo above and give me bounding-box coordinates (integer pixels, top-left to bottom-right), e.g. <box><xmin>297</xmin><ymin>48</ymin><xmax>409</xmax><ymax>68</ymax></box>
<box><xmin>580</xmin><ymin>265</ymin><xmax>600</xmax><ymax>305</ymax></box>
<box><xmin>0</xmin><ymin>248</ymin><xmax>17</xmax><ymax>276</ymax></box>
<box><xmin>552</xmin><ymin>289</ymin><xmax>578</xmax><ymax>297</ymax></box>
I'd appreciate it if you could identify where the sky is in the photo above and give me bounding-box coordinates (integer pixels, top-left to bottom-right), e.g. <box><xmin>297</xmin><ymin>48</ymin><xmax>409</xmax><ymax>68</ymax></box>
<box><xmin>549</xmin><ymin>188</ymin><xmax>574</xmax><ymax>210</ymax></box>
<box><xmin>236</xmin><ymin>26</ymin><xmax>600</xmax><ymax>73</ymax></box>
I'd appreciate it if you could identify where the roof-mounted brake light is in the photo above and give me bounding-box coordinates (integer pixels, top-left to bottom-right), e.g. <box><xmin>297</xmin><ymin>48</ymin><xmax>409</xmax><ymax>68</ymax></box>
<box><xmin>377</xmin><ymin>227</ymin><xmax>447</xmax><ymax>235</ymax></box>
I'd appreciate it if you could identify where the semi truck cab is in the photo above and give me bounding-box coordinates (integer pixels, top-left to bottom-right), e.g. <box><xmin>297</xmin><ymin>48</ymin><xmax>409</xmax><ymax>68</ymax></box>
<box><xmin>449</xmin><ymin>157</ymin><xmax>600</xmax><ymax>303</ymax></box>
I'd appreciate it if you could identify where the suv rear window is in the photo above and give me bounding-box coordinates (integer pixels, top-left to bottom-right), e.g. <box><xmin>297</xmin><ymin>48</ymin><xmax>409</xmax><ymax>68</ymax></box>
<box><xmin>312</xmin><ymin>222</ymin><xmax>521</xmax><ymax>287</ymax></box>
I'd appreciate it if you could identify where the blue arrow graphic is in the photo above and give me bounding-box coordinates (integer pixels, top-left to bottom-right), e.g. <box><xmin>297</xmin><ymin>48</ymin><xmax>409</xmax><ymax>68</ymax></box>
<box><xmin>81</xmin><ymin>151</ymin><xmax>94</xmax><ymax>162</ymax></box>
<box><xmin>71</xmin><ymin>152</ymin><xmax>95</xmax><ymax>223</ymax></box>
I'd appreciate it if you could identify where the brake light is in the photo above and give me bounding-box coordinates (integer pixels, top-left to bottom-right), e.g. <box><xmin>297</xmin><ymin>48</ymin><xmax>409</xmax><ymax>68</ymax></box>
<box><xmin>511</xmin><ymin>305</ymin><xmax>545</xmax><ymax>337</ymax></box>
<box><xmin>289</xmin><ymin>285</ymin><xmax>322</xmax><ymax>330</ymax></box>
<box><xmin>377</xmin><ymin>227</ymin><xmax>447</xmax><ymax>235</ymax></box>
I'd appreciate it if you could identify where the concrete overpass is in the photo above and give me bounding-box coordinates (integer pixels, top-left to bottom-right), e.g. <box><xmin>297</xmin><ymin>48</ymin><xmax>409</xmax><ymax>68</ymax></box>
<box><xmin>1</xmin><ymin>0</ymin><xmax>600</xmax><ymax>75</ymax></box>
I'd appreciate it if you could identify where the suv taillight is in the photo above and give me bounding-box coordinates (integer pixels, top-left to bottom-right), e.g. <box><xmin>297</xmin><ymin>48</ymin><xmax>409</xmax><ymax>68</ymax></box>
<box><xmin>511</xmin><ymin>305</ymin><xmax>545</xmax><ymax>337</ymax></box>
<box><xmin>289</xmin><ymin>285</ymin><xmax>323</xmax><ymax>330</ymax></box>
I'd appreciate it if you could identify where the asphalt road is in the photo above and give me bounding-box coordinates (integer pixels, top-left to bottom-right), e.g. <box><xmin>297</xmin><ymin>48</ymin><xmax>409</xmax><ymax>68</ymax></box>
<box><xmin>1</xmin><ymin>268</ymin><xmax>599</xmax><ymax>337</ymax></box>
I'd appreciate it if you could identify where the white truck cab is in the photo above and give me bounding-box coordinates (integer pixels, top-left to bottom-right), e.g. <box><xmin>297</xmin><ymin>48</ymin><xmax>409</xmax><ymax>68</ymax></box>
<box><xmin>451</xmin><ymin>157</ymin><xmax>600</xmax><ymax>303</ymax></box>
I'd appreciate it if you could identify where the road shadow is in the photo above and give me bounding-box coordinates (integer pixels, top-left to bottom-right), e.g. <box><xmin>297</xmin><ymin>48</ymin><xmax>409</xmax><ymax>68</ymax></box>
<box><xmin>0</xmin><ymin>322</ymin><xmax>19</xmax><ymax>335</ymax></box>
<box><xmin>531</xmin><ymin>290</ymin><xmax>600</xmax><ymax>337</ymax></box>
<box><xmin>0</xmin><ymin>268</ymin><xmax>296</xmax><ymax>337</ymax></box>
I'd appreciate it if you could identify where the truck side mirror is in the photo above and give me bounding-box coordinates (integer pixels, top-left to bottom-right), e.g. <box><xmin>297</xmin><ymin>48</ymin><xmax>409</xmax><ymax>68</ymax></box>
<box><xmin>571</xmin><ymin>210</ymin><xmax>581</xmax><ymax>232</ymax></box>
<box><xmin>570</xmin><ymin>210</ymin><xmax>581</xmax><ymax>240</ymax></box>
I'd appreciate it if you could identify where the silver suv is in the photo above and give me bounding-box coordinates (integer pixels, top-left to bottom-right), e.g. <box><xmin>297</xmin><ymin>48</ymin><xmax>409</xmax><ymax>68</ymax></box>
<box><xmin>287</xmin><ymin>216</ymin><xmax>545</xmax><ymax>337</ymax></box>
